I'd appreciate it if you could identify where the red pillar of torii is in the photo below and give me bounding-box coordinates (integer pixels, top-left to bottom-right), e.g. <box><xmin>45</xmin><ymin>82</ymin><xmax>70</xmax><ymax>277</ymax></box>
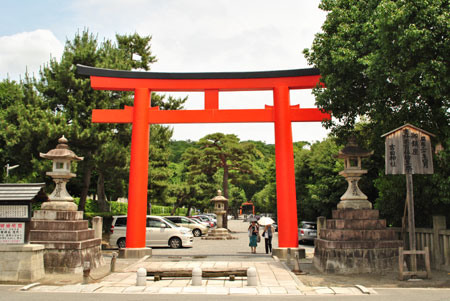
<box><xmin>78</xmin><ymin>65</ymin><xmax>330</xmax><ymax>249</ymax></box>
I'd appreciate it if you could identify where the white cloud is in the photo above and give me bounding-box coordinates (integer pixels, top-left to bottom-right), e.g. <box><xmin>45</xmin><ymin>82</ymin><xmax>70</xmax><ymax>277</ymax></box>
<box><xmin>0</xmin><ymin>1</ymin><xmax>330</xmax><ymax>143</ymax></box>
<box><xmin>0</xmin><ymin>29</ymin><xmax>64</xmax><ymax>80</ymax></box>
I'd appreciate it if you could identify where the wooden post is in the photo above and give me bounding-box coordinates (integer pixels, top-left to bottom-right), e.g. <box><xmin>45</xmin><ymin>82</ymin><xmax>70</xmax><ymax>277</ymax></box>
<box><xmin>432</xmin><ymin>216</ymin><xmax>447</xmax><ymax>268</ymax></box>
<box><xmin>406</xmin><ymin>173</ymin><xmax>417</xmax><ymax>272</ymax></box>
<box><xmin>398</xmin><ymin>247</ymin><xmax>404</xmax><ymax>280</ymax></box>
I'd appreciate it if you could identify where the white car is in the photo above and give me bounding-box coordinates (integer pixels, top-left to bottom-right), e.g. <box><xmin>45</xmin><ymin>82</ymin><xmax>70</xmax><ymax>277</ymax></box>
<box><xmin>109</xmin><ymin>215</ymin><xmax>194</xmax><ymax>249</ymax></box>
<box><xmin>164</xmin><ymin>216</ymin><xmax>209</xmax><ymax>237</ymax></box>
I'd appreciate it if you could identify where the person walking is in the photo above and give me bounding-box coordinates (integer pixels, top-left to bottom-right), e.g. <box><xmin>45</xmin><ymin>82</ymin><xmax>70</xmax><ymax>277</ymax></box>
<box><xmin>262</xmin><ymin>224</ymin><xmax>274</xmax><ymax>254</ymax></box>
<box><xmin>248</xmin><ymin>220</ymin><xmax>259</xmax><ymax>254</ymax></box>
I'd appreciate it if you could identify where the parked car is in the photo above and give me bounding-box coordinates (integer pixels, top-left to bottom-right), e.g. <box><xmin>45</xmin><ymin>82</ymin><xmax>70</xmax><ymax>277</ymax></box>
<box><xmin>164</xmin><ymin>216</ymin><xmax>209</xmax><ymax>237</ymax></box>
<box><xmin>109</xmin><ymin>215</ymin><xmax>194</xmax><ymax>249</ymax></box>
<box><xmin>203</xmin><ymin>213</ymin><xmax>217</xmax><ymax>220</ymax></box>
<box><xmin>188</xmin><ymin>216</ymin><xmax>213</xmax><ymax>228</ymax></box>
<box><xmin>298</xmin><ymin>221</ymin><xmax>317</xmax><ymax>244</ymax></box>
<box><xmin>193</xmin><ymin>215</ymin><xmax>217</xmax><ymax>227</ymax></box>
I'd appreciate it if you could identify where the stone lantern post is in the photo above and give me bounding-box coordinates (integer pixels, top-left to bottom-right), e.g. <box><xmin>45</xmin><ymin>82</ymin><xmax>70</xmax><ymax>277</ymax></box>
<box><xmin>211</xmin><ymin>190</ymin><xmax>228</xmax><ymax>228</ymax></box>
<box><xmin>314</xmin><ymin>136</ymin><xmax>402</xmax><ymax>274</ymax></box>
<box><xmin>30</xmin><ymin>136</ymin><xmax>102</xmax><ymax>274</ymax></box>
<box><xmin>336</xmin><ymin>136</ymin><xmax>373</xmax><ymax>210</ymax></box>
<box><xmin>39</xmin><ymin>135</ymin><xmax>83</xmax><ymax>211</ymax></box>
<box><xmin>203</xmin><ymin>190</ymin><xmax>236</xmax><ymax>240</ymax></box>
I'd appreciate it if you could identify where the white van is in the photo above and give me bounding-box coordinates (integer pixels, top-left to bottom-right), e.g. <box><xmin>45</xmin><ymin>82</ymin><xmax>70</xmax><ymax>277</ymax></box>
<box><xmin>109</xmin><ymin>215</ymin><xmax>194</xmax><ymax>249</ymax></box>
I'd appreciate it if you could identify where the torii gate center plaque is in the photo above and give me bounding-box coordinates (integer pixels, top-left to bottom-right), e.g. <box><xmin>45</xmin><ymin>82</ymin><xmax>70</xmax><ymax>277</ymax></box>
<box><xmin>78</xmin><ymin>65</ymin><xmax>331</xmax><ymax>249</ymax></box>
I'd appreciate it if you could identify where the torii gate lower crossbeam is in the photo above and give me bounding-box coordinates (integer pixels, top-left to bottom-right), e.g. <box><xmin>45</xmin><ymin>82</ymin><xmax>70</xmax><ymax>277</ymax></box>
<box><xmin>78</xmin><ymin>65</ymin><xmax>330</xmax><ymax>249</ymax></box>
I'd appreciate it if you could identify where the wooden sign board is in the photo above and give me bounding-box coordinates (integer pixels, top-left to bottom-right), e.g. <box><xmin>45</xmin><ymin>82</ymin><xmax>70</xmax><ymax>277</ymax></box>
<box><xmin>382</xmin><ymin>124</ymin><xmax>434</xmax><ymax>175</ymax></box>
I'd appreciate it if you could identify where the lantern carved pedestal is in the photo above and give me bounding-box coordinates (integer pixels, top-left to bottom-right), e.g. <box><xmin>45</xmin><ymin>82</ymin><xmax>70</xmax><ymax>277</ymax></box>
<box><xmin>30</xmin><ymin>136</ymin><xmax>103</xmax><ymax>273</ymax></box>
<box><xmin>314</xmin><ymin>137</ymin><xmax>402</xmax><ymax>274</ymax></box>
<box><xmin>202</xmin><ymin>190</ymin><xmax>236</xmax><ymax>240</ymax></box>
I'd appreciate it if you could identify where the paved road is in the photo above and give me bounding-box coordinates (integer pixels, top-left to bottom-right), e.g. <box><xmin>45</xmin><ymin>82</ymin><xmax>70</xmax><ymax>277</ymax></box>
<box><xmin>2</xmin><ymin>285</ymin><xmax>450</xmax><ymax>301</ymax></box>
<box><xmin>126</xmin><ymin>219</ymin><xmax>314</xmax><ymax>258</ymax></box>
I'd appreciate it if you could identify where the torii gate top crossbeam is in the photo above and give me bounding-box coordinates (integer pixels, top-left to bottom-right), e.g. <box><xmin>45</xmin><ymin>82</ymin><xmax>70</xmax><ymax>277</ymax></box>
<box><xmin>77</xmin><ymin>64</ymin><xmax>321</xmax><ymax>92</ymax></box>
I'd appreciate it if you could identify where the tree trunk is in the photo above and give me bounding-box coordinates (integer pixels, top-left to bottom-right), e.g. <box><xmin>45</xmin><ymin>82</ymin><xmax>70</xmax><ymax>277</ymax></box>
<box><xmin>97</xmin><ymin>171</ymin><xmax>110</xmax><ymax>212</ymax></box>
<box><xmin>79</xmin><ymin>161</ymin><xmax>93</xmax><ymax>212</ymax></box>
<box><xmin>186</xmin><ymin>205</ymin><xmax>192</xmax><ymax>217</ymax></box>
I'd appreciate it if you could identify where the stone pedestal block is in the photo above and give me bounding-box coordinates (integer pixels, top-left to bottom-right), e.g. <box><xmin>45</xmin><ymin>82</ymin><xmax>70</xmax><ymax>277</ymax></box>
<box><xmin>202</xmin><ymin>228</ymin><xmax>237</xmax><ymax>240</ymax></box>
<box><xmin>0</xmin><ymin>244</ymin><xmax>45</xmax><ymax>282</ymax></box>
<box><xmin>30</xmin><ymin>210</ymin><xmax>103</xmax><ymax>274</ymax></box>
<box><xmin>272</xmin><ymin>247</ymin><xmax>306</xmax><ymax>260</ymax></box>
<box><xmin>314</xmin><ymin>209</ymin><xmax>402</xmax><ymax>274</ymax></box>
<box><xmin>118</xmin><ymin>247</ymin><xmax>152</xmax><ymax>259</ymax></box>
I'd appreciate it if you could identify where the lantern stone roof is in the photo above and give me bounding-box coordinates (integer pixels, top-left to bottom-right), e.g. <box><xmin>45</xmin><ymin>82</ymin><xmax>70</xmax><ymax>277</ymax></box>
<box><xmin>40</xmin><ymin>136</ymin><xmax>84</xmax><ymax>161</ymax></box>
<box><xmin>336</xmin><ymin>136</ymin><xmax>373</xmax><ymax>159</ymax></box>
<box><xmin>211</xmin><ymin>190</ymin><xmax>228</xmax><ymax>202</ymax></box>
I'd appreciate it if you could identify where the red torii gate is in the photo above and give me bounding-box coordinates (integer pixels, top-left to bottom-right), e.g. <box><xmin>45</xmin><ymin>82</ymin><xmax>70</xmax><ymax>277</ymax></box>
<box><xmin>77</xmin><ymin>65</ymin><xmax>330</xmax><ymax>249</ymax></box>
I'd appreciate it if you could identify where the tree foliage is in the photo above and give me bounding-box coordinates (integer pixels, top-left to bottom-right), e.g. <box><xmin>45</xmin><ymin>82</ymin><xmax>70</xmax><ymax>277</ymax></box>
<box><xmin>304</xmin><ymin>0</ymin><xmax>449</xmax><ymax>138</ymax></box>
<box><xmin>304</xmin><ymin>0</ymin><xmax>450</xmax><ymax>225</ymax></box>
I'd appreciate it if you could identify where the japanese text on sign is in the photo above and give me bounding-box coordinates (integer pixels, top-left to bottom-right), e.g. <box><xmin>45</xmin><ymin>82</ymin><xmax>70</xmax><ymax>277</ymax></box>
<box><xmin>384</xmin><ymin>127</ymin><xmax>433</xmax><ymax>175</ymax></box>
<box><xmin>0</xmin><ymin>222</ymin><xmax>25</xmax><ymax>244</ymax></box>
<box><xmin>0</xmin><ymin>205</ymin><xmax>29</xmax><ymax>219</ymax></box>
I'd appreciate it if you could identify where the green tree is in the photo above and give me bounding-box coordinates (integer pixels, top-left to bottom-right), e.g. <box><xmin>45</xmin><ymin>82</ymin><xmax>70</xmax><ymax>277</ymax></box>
<box><xmin>0</xmin><ymin>77</ymin><xmax>64</xmax><ymax>184</ymax></box>
<box><xmin>304</xmin><ymin>0</ymin><xmax>449</xmax><ymax>137</ymax></box>
<box><xmin>36</xmin><ymin>30</ymin><xmax>185</xmax><ymax>211</ymax></box>
<box><xmin>183</xmin><ymin>133</ymin><xmax>259</xmax><ymax>227</ymax></box>
<box><xmin>304</xmin><ymin>0</ymin><xmax>450</xmax><ymax>225</ymax></box>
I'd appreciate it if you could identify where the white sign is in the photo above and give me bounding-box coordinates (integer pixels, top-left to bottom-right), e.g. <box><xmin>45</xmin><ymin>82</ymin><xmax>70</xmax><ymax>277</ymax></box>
<box><xmin>0</xmin><ymin>205</ymin><xmax>29</xmax><ymax>219</ymax></box>
<box><xmin>0</xmin><ymin>222</ymin><xmax>25</xmax><ymax>244</ymax></box>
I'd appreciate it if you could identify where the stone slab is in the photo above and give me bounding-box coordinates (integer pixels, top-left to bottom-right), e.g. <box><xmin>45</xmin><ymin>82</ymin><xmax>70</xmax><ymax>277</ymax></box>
<box><xmin>327</xmin><ymin>219</ymin><xmax>387</xmax><ymax>230</ymax></box>
<box><xmin>332</xmin><ymin>209</ymin><xmax>379</xmax><ymax>220</ymax></box>
<box><xmin>30</xmin><ymin>238</ymin><xmax>102</xmax><ymax>250</ymax></box>
<box><xmin>313</xmin><ymin>247</ymin><xmax>399</xmax><ymax>274</ymax></box>
<box><xmin>320</xmin><ymin>229</ymin><xmax>396</xmax><ymax>241</ymax></box>
<box><xmin>30</xmin><ymin>228</ymin><xmax>95</xmax><ymax>241</ymax></box>
<box><xmin>119</xmin><ymin>247</ymin><xmax>152</xmax><ymax>259</ymax></box>
<box><xmin>31</xmin><ymin>220</ymin><xmax>89</xmax><ymax>231</ymax></box>
<box><xmin>272</xmin><ymin>248</ymin><xmax>305</xmax><ymax>260</ymax></box>
<box><xmin>43</xmin><ymin>244</ymin><xmax>103</xmax><ymax>273</ymax></box>
<box><xmin>33</xmin><ymin>210</ymin><xmax>83</xmax><ymax>220</ymax></box>
<box><xmin>0</xmin><ymin>244</ymin><xmax>45</xmax><ymax>282</ymax></box>
<box><xmin>315</xmin><ymin>239</ymin><xmax>402</xmax><ymax>249</ymax></box>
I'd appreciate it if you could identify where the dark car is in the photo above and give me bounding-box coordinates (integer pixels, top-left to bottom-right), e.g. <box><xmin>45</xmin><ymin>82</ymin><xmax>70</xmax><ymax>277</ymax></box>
<box><xmin>298</xmin><ymin>221</ymin><xmax>317</xmax><ymax>244</ymax></box>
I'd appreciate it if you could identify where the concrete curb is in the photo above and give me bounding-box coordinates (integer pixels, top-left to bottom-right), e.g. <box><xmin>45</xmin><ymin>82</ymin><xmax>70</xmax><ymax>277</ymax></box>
<box><xmin>20</xmin><ymin>282</ymin><xmax>40</xmax><ymax>291</ymax></box>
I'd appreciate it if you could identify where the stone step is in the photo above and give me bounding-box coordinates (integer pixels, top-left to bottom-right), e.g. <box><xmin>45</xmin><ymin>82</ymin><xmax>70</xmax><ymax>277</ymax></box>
<box><xmin>315</xmin><ymin>238</ymin><xmax>403</xmax><ymax>249</ymax></box>
<box><xmin>30</xmin><ymin>220</ymin><xmax>89</xmax><ymax>231</ymax></box>
<box><xmin>320</xmin><ymin>229</ymin><xmax>396</xmax><ymax>241</ymax></box>
<box><xmin>29</xmin><ymin>229</ymin><xmax>95</xmax><ymax>242</ymax></box>
<box><xmin>29</xmin><ymin>238</ymin><xmax>102</xmax><ymax>250</ymax></box>
<box><xmin>32</xmin><ymin>210</ymin><xmax>83</xmax><ymax>221</ymax></box>
<box><xmin>332</xmin><ymin>209</ymin><xmax>379</xmax><ymax>220</ymax></box>
<box><xmin>326</xmin><ymin>219</ymin><xmax>387</xmax><ymax>230</ymax></box>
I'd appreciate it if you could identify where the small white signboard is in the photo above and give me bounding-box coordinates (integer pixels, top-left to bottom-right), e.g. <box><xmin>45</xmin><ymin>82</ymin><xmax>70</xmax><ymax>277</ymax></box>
<box><xmin>0</xmin><ymin>222</ymin><xmax>25</xmax><ymax>244</ymax></box>
<box><xmin>0</xmin><ymin>205</ymin><xmax>29</xmax><ymax>219</ymax></box>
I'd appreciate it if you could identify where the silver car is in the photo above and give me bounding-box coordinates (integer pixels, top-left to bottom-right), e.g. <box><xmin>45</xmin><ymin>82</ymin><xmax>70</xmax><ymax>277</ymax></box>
<box><xmin>298</xmin><ymin>221</ymin><xmax>317</xmax><ymax>244</ymax></box>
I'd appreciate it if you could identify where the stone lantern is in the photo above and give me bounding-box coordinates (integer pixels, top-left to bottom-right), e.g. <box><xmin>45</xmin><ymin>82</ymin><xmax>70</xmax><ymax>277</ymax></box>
<box><xmin>39</xmin><ymin>135</ymin><xmax>83</xmax><ymax>211</ymax></box>
<box><xmin>211</xmin><ymin>190</ymin><xmax>228</xmax><ymax>228</ymax></box>
<box><xmin>30</xmin><ymin>135</ymin><xmax>102</xmax><ymax>274</ymax></box>
<box><xmin>336</xmin><ymin>136</ymin><xmax>373</xmax><ymax>209</ymax></box>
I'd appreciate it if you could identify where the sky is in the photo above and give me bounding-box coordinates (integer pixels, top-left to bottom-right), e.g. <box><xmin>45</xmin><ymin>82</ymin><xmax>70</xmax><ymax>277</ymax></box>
<box><xmin>0</xmin><ymin>0</ymin><xmax>329</xmax><ymax>144</ymax></box>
